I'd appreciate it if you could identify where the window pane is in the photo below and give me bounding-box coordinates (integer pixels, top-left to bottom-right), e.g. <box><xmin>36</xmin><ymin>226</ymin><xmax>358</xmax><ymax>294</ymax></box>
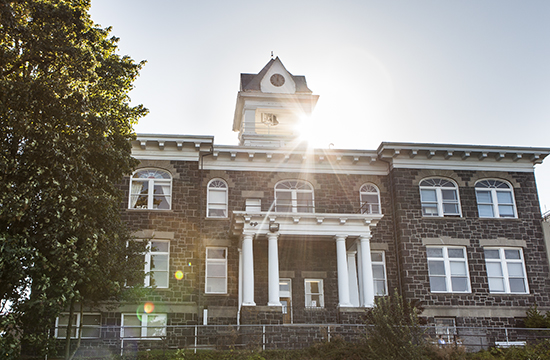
<box><xmin>484</xmin><ymin>249</ymin><xmax>500</xmax><ymax>259</ymax></box>
<box><xmin>374</xmin><ymin>280</ymin><xmax>386</xmax><ymax>296</ymax></box>
<box><xmin>421</xmin><ymin>189</ymin><xmax>437</xmax><ymax>202</ymax></box>
<box><xmin>488</xmin><ymin>278</ymin><xmax>505</xmax><ymax>292</ymax></box>
<box><xmin>429</xmin><ymin>276</ymin><xmax>447</xmax><ymax>291</ymax></box>
<box><xmin>486</xmin><ymin>262</ymin><xmax>503</xmax><ymax>277</ymax></box>
<box><xmin>208</xmin><ymin>208</ymin><xmax>227</xmax><ymax>217</ymax></box>
<box><xmin>497</xmin><ymin>192</ymin><xmax>513</xmax><ymax>204</ymax></box>
<box><xmin>448</xmin><ymin>248</ymin><xmax>464</xmax><ymax>258</ymax></box>
<box><xmin>443</xmin><ymin>203</ymin><xmax>459</xmax><ymax>214</ymax></box>
<box><xmin>151</xmin><ymin>254</ymin><xmax>168</xmax><ymax>271</ymax></box>
<box><xmin>82</xmin><ymin>327</ymin><xmax>100</xmax><ymax>338</ymax></box>
<box><xmin>451</xmin><ymin>277</ymin><xmax>468</xmax><ymax>292</ymax></box>
<box><xmin>153</xmin><ymin>195</ymin><xmax>170</xmax><ymax>209</ymax></box>
<box><xmin>422</xmin><ymin>205</ymin><xmax>439</xmax><ymax>216</ymax></box>
<box><xmin>498</xmin><ymin>205</ymin><xmax>515</xmax><ymax>217</ymax></box>
<box><xmin>207</xmin><ymin>248</ymin><xmax>226</xmax><ymax>259</ymax></box>
<box><xmin>123</xmin><ymin>315</ymin><xmax>141</xmax><ymax>338</ymax></box>
<box><xmin>151</xmin><ymin>271</ymin><xmax>169</xmax><ymax>288</ymax></box>
<box><xmin>450</xmin><ymin>261</ymin><xmax>466</xmax><ymax>276</ymax></box>
<box><xmin>478</xmin><ymin>204</ymin><xmax>494</xmax><ymax>217</ymax></box>
<box><xmin>82</xmin><ymin>314</ymin><xmax>101</xmax><ymax>326</ymax></box>
<box><xmin>146</xmin><ymin>315</ymin><xmax>167</xmax><ymax>337</ymax></box>
<box><xmin>133</xmin><ymin>195</ymin><xmax>149</xmax><ymax>209</ymax></box>
<box><xmin>427</xmin><ymin>248</ymin><xmax>443</xmax><ymax>258</ymax></box>
<box><xmin>371</xmin><ymin>252</ymin><xmax>383</xmax><ymax>262</ymax></box>
<box><xmin>210</xmin><ymin>191</ymin><xmax>226</xmax><ymax>203</ymax></box>
<box><xmin>428</xmin><ymin>261</ymin><xmax>445</xmax><ymax>275</ymax></box>
<box><xmin>504</xmin><ymin>249</ymin><xmax>521</xmax><ymax>260</ymax></box>
<box><xmin>507</xmin><ymin>263</ymin><xmax>524</xmax><ymax>277</ymax></box>
<box><xmin>476</xmin><ymin>191</ymin><xmax>492</xmax><ymax>203</ymax></box>
<box><xmin>151</xmin><ymin>241</ymin><xmax>169</xmax><ymax>252</ymax></box>
<box><xmin>206</xmin><ymin>277</ymin><xmax>226</xmax><ymax>293</ymax></box>
<box><xmin>309</xmin><ymin>281</ymin><xmax>320</xmax><ymax>294</ymax></box>
<box><xmin>441</xmin><ymin>189</ymin><xmax>457</xmax><ymax>201</ymax></box>
<box><xmin>509</xmin><ymin>278</ymin><xmax>526</xmax><ymax>293</ymax></box>
<box><xmin>372</xmin><ymin>264</ymin><xmax>385</xmax><ymax>278</ymax></box>
<box><xmin>207</xmin><ymin>263</ymin><xmax>226</xmax><ymax>277</ymax></box>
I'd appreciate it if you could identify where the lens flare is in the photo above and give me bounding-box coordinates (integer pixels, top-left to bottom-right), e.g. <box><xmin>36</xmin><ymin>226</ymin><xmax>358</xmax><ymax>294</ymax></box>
<box><xmin>144</xmin><ymin>302</ymin><xmax>155</xmax><ymax>314</ymax></box>
<box><xmin>175</xmin><ymin>270</ymin><xmax>184</xmax><ymax>280</ymax></box>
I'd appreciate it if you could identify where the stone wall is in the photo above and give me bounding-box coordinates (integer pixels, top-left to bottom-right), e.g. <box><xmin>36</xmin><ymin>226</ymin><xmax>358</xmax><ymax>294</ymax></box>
<box><xmin>390</xmin><ymin>168</ymin><xmax>550</xmax><ymax>316</ymax></box>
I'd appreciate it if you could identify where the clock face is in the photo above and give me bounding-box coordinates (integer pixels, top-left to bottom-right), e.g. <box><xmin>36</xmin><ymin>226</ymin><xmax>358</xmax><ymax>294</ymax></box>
<box><xmin>270</xmin><ymin>73</ymin><xmax>285</xmax><ymax>87</ymax></box>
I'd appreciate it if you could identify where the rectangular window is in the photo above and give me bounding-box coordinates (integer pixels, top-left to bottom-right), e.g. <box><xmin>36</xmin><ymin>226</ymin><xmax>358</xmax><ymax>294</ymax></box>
<box><xmin>205</xmin><ymin>247</ymin><xmax>227</xmax><ymax>294</ymax></box>
<box><xmin>55</xmin><ymin>313</ymin><xmax>101</xmax><ymax>339</ymax></box>
<box><xmin>121</xmin><ymin>313</ymin><xmax>167</xmax><ymax>339</ymax></box>
<box><xmin>484</xmin><ymin>247</ymin><xmax>529</xmax><ymax>294</ymax></box>
<box><xmin>435</xmin><ymin>317</ymin><xmax>457</xmax><ymax>343</ymax></box>
<box><xmin>427</xmin><ymin>246</ymin><xmax>470</xmax><ymax>293</ymax></box>
<box><xmin>304</xmin><ymin>279</ymin><xmax>324</xmax><ymax>308</ymax></box>
<box><xmin>144</xmin><ymin>240</ymin><xmax>170</xmax><ymax>288</ymax></box>
<box><xmin>371</xmin><ymin>251</ymin><xmax>387</xmax><ymax>296</ymax></box>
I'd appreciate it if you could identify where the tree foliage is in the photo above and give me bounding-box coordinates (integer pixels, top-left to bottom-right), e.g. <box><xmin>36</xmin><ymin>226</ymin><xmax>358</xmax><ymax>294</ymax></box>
<box><xmin>364</xmin><ymin>290</ymin><xmax>427</xmax><ymax>360</ymax></box>
<box><xmin>0</xmin><ymin>0</ymin><xmax>148</xmax><ymax>357</ymax></box>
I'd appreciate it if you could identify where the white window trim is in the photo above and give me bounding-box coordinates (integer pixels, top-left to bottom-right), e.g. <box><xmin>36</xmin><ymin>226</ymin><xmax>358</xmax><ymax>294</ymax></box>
<box><xmin>484</xmin><ymin>247</ymin><xmax>529</xmax><ymax>294</ymax></box>
<box><xmin>475</xmin><ymin>179</ymin><xmax>517</xmax><ymax>219</ymax></box>
<box><xmin>419</xmin><ymin>178</ymin><xmax>462</xmax><ymax>217</ymax></box>
<box><xmin>304</xmin><ymin>279</ymin><xmax>324</xmax><ymax>309</ymax></box>
<box><xmin>144</xmin><ymin>240</ymin><xmax>170</xmax><ymax>289</ymax></box>
<box><xmin>55</xmin><ymin>313</ymin><xmax>101</xmax><ymax>339</ymax></box>
<box><xmin>205</xmin><ymin>247</ymin><xmax>228</xmax><ymax>294</ymax></box>
<box><xmin>427</xmin><ymin>246</ymin><xmax>471</xmax><ymax>293</ymax></box>
<box><xmin>275</xmin><ymin>180</ymin><xmax>315</xmax><ymax>213</ymax></box>
<box><xmin>371</xmin><ymin>250</ymin><xmax>388</xmax><ymax>296</ymax></box>
<box><xmin>121</xmin><ymin>313</ymin><xmax>167</xmax><ymax>339</ymax></box>
<box><xmin>128</xmin><ymin>169</ymin><xmax>172</xmax><ymax>210</ymax></box>
<box><xmin>206</xmin><ymin>178</ymin><xmax>229</xmax><ymax>218</ymax></box>
<box><xmin>360</xmin><ymin>183</ymin><xmax>381</xmax><ymax>215</ymax></box>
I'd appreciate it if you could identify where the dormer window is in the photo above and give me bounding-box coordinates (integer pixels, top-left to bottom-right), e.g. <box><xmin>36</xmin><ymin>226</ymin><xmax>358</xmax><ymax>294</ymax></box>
<box><xmin>275</xmin><ymin>180</ymin><xmax>314</xmax><ymax>213</ymax></box>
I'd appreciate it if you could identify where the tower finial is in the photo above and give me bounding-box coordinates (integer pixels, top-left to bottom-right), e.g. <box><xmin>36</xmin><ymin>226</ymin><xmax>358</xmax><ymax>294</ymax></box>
<box><xmin>271</xmin><ymin>51</ymin><xmax>274</xmax><ymax>59</ymax></box>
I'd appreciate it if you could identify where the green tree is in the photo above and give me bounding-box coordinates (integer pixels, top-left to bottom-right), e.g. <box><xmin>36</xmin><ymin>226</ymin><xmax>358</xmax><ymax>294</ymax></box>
<box><xmin>364</xmin><ymin>290</ymin><xmax>427</xmax><ymax>360</ymax></box>
<box><xmin>0</xmin><ymin>0</ymin><xmax>148</xmax><ymax>358</ymax></box>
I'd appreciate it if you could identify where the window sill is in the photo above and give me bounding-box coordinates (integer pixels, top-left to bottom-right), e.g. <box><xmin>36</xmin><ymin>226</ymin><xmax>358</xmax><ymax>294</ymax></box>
<box><xmin>421</xmin><ymin>216</ymin><xmax>463</xmax><ymax>220</ymax></box>
<box><xmin>127</xmin><ymin>209</ymin><xmax>173</xmax><ymax>212</ymax></box>
<box><xmin>204</xmin><ymin>293</ymin><xmax>229</xmax><ymax>296</ymax></box>
<box><xmin>205</xmin><ymin>217</ymin><xmax>229</xmax><ymax>220</ymax></box>
<box><xmin>477</xmin><ymin>217</ymin><xmax>520</xmax><ymax>221</ymax></box>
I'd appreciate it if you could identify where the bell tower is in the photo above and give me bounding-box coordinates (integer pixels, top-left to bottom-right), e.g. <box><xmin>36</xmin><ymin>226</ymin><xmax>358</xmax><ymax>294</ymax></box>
<box><xmin>232</xmin><ymin>57</ymin><xmax>319</xmax><ymax>147</ymax></box>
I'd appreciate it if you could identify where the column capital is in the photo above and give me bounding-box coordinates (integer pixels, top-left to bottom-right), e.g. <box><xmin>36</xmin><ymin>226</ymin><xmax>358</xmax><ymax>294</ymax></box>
<box><xmin>334</xmin><ymin>234</ymin><xmax>348</xmax><ymax>241</ymax></box>
<box><xmin>267</xmin><ymin>232</ymin><xmax>279</xmax><ymax>240</ymax></box>
<box><xmin>359</xmin><ymin>231</ymin><xmax>372</xmax><ymax>242</ymax></box>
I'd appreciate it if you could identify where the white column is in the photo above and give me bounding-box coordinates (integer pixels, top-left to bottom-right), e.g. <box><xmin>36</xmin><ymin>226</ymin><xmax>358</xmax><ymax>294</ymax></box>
<box><xmin>359</xmin><ymin>231</ymin><xmax>375</xmax><ymax>307</ymax></box>
<box><xmin>356</xmin><ymin>241</ymin><xmax>364</xmax><ymax>306</ymax></box>
<box><xmin>335</xmin><ymin>235</ymin><xmax>352</xmax><ymax>307</ymax></box>
<box><xmin>267</xmin><ymin>232</ymin><xmax>282</xmax><ymax>306</ymax></box>
<box><xmin>347</xmin><ymin>251</ymin><xmax>360</xmax><ymax>307</ymax></box>
<box><xmin>241</xmin><ymin>232</ymin><xmax>256</xmax><ymax>306</ymax></box>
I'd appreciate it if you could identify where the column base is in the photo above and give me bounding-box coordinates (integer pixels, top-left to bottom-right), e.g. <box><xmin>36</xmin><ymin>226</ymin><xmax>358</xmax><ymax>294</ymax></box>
<box><xmin>241</xmin><ymin>302</ymin><xmax>256</xmax><ymax>306</ymax></box>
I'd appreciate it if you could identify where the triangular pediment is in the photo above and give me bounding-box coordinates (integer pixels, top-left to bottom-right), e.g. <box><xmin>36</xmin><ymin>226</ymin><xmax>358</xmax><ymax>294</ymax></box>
<box><xmin>240</xmin><ymin>57</ymin><xmax>312</xmax><ymax>95</ymax></box>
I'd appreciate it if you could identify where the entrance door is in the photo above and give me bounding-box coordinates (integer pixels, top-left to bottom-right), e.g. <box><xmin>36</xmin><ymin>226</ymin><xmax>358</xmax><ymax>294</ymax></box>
<box><xmin>279</xmin><ymin>279</ymin><xmax>292</xmax><ymax>324</ymax></box>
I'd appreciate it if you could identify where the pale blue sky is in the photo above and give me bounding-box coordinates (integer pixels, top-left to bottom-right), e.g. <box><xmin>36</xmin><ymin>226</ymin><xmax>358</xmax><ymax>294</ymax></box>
<box><xmin>90</xmin><ymin>0</ymin><xmax>550</xmax><ymax>212</ymax></box>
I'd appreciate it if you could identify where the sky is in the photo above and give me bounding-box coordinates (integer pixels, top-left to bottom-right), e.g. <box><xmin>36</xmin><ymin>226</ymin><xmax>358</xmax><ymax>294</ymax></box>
<box><xmin>89</xmin><ymin>0</ymin><xmax>550</xmax><ymax>213</ymax></box>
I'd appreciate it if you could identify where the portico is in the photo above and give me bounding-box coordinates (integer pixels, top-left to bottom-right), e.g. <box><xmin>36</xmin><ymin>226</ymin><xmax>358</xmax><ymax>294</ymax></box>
<box><xmin>232</xmin><ymin>211</ymin><xmax>383</xmax><ymax>313</ymax></box>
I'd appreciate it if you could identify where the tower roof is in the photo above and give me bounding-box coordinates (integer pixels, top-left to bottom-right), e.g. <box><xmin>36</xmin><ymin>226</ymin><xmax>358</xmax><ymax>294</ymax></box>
<box><xmin>239</xmin><ymin>57</ymin><xmax>312</xmax><ymax>93</ymax></box>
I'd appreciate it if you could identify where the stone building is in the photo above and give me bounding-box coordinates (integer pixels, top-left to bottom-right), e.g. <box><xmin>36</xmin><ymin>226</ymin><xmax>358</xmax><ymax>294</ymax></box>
<box><xmin>56</xmin><ymin>58</ymin><xmax>550</xmax><ymax>351</ymax></box>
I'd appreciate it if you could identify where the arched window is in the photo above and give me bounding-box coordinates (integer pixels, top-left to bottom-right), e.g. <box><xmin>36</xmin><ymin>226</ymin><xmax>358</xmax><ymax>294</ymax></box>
<box><xmin>419</xmin><ymin>178</ymin><xmax>461</xmax><ymax>217</ymax></box>
<box><xmin>207</xmin><ymin>178</ymin><xmax>228</xmax><ymax>218</ymax></box>
<box><xmin>275</xmin><ymin>180</ymin><xmax>314</xmax><ymax>213</ymax></box>
<box><xmin>359</xmin><ymin>183</ymin><xmax>381</xmax><ymax>214</ymax></box>
<box><xmin>475</xmin><ymin>179</ymin><xmax>517</xmax><ymax>218</ymax></box>
<box><xmin>129</xmin><ymin>169</ymin><xmax>172</xmax><ymax>210</ymax></box>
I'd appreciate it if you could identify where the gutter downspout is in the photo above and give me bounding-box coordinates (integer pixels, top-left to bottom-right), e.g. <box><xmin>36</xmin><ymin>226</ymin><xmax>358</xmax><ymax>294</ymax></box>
<box><xmin>198</xmin><ymin>141</ymin><xmax>214</xmax><ymax>326</ymax></box>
